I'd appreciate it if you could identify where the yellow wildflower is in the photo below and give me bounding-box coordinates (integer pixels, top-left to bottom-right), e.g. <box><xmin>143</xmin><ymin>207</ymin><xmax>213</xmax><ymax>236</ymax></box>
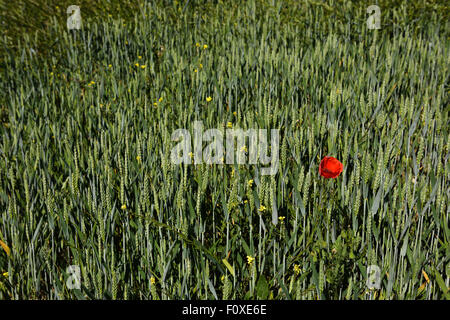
<box><xmin>121</xmin><ymin>204</ymin><xmax>127</xmax><ymax>210</ymax></box>
<box><xmin>279</xmin><ymin>216</ymin><xmax>285</xmax><ymax>222</ymax></box>
<box><xmin>203</xmin><ymin>44</ymin><xmax>208</xmax><ymax>49</ymax></box>
<box><xmin>150</xmin><ymin>276</ymin><xmax>156</xmax><ymax>285</ymax></box>
<box><xmin>227</xmin><ymin>122</ymin><xmax>232</xmax><ymax>128</ymax></box>
<box><xmin>158</xmin><ymin>97</ymin><xmax>163</xmax><ymax>102</ymax></box>
<box><xmin>248</xmin><ymin>179</ymin><xmax>254</xmax><ymax>187</ymax></box>
<box><xmin>138</xmin><ymin>55</ymin><xmax>142</xmax><ymax>59</ymax></box>
<box><xmin>108</xmin><ymin>64</ymin><xmax>112</xmax><ymax>68</ymax></box>
<box><xmin>141</xmin><ymin>65</ymin><xmax>146</xmax><ymax>69</ymax></box>
<box><xmin>136</xmin><ymin>156</ymin><xmax>141</xmax><ymax>162</ymax></box>
<box><xmin>2</xmin><ymin>272</ymin><xmax>8</xmax><ymax>278</ymax></box>
<box><xmin>246</xmin><ymin>256</ymin><xmax>255</xmax><ymax>265</ymax></box>
<box><xmin>135</xmin><ymin>63</ymin><xmax>140</xmax><ymax>67</ymax></box>
<box><xmin>206</xmin><ymin>96</ymin><xmax>212</xmax><ymax>102</ymax></box>
<box><xmin>293</xmin><ymin>264</ymin><xmax>301</xmax><ymax>275</ymax></box>
<box><xmin>258</xmin><ymin>205</ymin><xmax>267</xmax><ymax>212</ymax></box>
<box><xmin>195</xmin><ymin>42</ymin><xmax>200</xmax><ymax>47</ymax></box>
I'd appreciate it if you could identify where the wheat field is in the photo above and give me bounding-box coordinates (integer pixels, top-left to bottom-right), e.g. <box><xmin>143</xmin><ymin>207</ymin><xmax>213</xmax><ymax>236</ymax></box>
<box><xmin>0</xmin><ymin>0</ymin><xmax>448</xmax><ymax>300</ymax></box>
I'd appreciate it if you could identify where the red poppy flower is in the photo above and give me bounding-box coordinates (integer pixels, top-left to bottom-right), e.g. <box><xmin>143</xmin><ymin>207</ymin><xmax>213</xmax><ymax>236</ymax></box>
<box><xmin>319</xmin><ymin>156</ymin><xmax>343</xmax><ymax>179</ymax></box>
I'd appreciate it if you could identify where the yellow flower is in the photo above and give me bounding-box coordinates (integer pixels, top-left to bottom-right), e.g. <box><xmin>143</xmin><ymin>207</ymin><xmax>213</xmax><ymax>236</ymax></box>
<box><xmin>227</xmin><ymin>122</ymin><xmax>232</xmax><ymax>128</ymax></box>
<box><xmin>136</xmin><ymin>155</ymin><xmax>141</xmax><ymax>162</ymax></box>
<box><xmin>246</xmin><ymin>256</ymin><xmax>255</xmax><ymax>265</ymax></box>
<box><xmin>422</xmin><ymin>270</ymin><xmax>430</xmax><ymax>283</ymax></box>
<box><xmin>240</xmin><ymin>146</ymin><xmax>247</xmax><ymax>153</ymax></box>
<box><xmin>138</xmin><ymin>55</ymin><xmax>142</xmax><ymax>59</ymax></box>
<box><xmin>150</xmin><ymin>276</ymin><xmax>156</xmax><ymax>285</ymax></box>
<box><xmin>153</xmin><ymin>102</ymin><xmax>158</xmax><ymax>107</ymax></box>
<box><xmin>258</xmin><ymin>205</ymin><xmax>267</xmax><ymax>212</ymax></box>
<box><xmin>221</xmin><ymin>275</ymin><xmax>225</xmax><ymax>281</ymax></box>
<box><xmin>248</xmin><ymin>179</ymin><xmax>254</xmax><ymax>187</ymax></box>
<box><xmin>233</xmin><ymin>111</ymin><xmax>237</xmax><ymax>116</ymax></box>
<box><xmin>206</xmin><ymin>96</ymin><xmax>212</xmax><ymax>102</ymax></box>
<box><xmin>2</xmin><ymin>272</ymin><xmax>8</xmax><ymax>278</ymax></box>
<box><xmin>121</xmin><ymin>204</ymin><xmax>127</xmax><ymax>210</ymax></box>
<box><xmin>108</xmin><ymin>64</ymin><xmax>112</xmax><ymax>68</ymax></box>
<box><xmin>293</xmin><ymin>264</ymin><xmax>301</xmax><ymax>275</ymax></box>
<box><xmin>158</xmin><ymin>97</ymin><xmax>163</xmax><ymax>102</ymax></box>
<box><xmin>196</xmin><ymin>42</ymin><xmax>200</xmax><ymax>47</ymax></box>
<box><xmin>279</xmin><ymin>216</ymin><xmax>285</xmax><ymax>222</ymax></box>
<box><xmin>203</xmin><ymin>44</ymin><xmax>208</xmax><ymax>49</ymax></box>
<box><xmin>125</xmin><ymin>40</ymin><xmax>128</xmax><ymax>44</ymax></box>
<box><xmin>0</xmin><ymin>240</ymin><xmax>10</xmax><ymax>256</ymax></box>
<box><xmin>135</xmin><ymin>63</ymin><xmax>140</xmax><ymax>67</ymax></box>
<box><xmin>199</xmin><ymin>63</ymin><xmax>203</xmax><ymax>69</ymax></box>
<box><xmin>50</xmin><ymin>72</ymin><xmax>54</xmax><ymax>76</ymax></box>
<box><xmin>141</xmin><ymin>65</ymin><xmax>146</xmax><ymax>69</ymax></box>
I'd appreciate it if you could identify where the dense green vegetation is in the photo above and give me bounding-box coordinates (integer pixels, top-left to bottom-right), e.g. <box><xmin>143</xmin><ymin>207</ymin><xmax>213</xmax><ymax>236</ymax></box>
<box><xmin>0</xmin><ymin>0</ymin><xmax>448</xmax><ymax>299</ymax></box>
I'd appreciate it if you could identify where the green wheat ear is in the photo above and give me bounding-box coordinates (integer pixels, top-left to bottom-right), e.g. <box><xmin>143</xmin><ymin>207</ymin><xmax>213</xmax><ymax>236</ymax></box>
<box><xmin>223</xmin><ymin>276</ymin><xmax>232</xmax><ymax>299</ymax></box>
